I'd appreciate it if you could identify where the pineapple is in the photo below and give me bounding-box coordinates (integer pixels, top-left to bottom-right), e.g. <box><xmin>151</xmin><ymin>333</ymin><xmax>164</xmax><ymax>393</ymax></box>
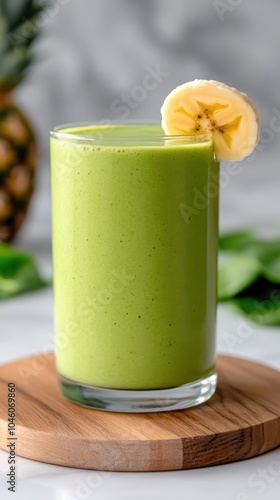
<box><xmin>0</xmin><ymin>0</ymin><xmax>47</xmax><ymax>242</ymax></box>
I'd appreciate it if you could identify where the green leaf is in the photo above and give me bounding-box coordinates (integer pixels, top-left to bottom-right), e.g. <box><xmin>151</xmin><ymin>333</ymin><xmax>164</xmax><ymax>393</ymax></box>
<box><xmin>0</xmin><ymin>243</ymin><xmax>48</xmax><ymax>300</ymax></box>
<box><xmin>253</xmin><ymin>241</ymin><xmax>280</xmax><ymax>283</ymax></box>
<box><xmin>219</xmin><ymin>231</ymin><xmax>280</xmax><ymax>286</ymax></box>
<box><xmin>218</xmin><ymin>254</ymin><xmax>261</xmax><ymax>300</ymax></box>
<box><xmin>230</xmin><ymin>282</ymin><xmax>280</xmax><ymax>326</ymax></box>
<box><xmin>219</xmin><ymin>231</ymin><xmax>255</xmax><ymax>252</ymax></box>
<box><xmin>218</xmin><ymin>230</ymin><xmax>280</xmax><ymax>324</ymax></box>
<box><xmin>261</xmin><ymin>256</ymin><xmax>280</xmax><ymax>283</ymax></box>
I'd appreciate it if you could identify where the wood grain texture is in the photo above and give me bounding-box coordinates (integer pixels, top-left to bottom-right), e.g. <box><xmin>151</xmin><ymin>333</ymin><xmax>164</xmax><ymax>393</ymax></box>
<box><xmin>0</xmin><ymin>353</ymin><xmax>279</xmax><ymax>471</ymax></box>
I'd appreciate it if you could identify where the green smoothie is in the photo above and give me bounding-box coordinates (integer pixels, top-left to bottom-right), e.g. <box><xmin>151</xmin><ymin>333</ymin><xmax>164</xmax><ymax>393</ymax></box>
<box><xmin>51</xmin><ymin>124</ymin><xmax>219</xmax><ymax>390</ymax></box>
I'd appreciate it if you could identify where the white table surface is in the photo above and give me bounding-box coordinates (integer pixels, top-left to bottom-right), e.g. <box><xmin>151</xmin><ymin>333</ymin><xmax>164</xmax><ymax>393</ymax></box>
<box><xmin>1</xmin><ymin>170</ymin><xmax>280</xmax><ymax>500</ymax></box>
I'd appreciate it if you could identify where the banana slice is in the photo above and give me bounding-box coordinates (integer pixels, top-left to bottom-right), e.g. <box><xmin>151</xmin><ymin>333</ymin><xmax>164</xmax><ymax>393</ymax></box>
<box><xmin>161</xmin><ymin>79</ymin><xmax>260</xmax><ymax>161</ymax></box>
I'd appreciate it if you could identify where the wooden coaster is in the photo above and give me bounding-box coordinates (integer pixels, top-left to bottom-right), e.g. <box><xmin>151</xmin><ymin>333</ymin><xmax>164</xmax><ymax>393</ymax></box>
<box><xmin>0</xmin><ymin>353</ymin><xmax>279</xmax><ymax>471</ymax></box>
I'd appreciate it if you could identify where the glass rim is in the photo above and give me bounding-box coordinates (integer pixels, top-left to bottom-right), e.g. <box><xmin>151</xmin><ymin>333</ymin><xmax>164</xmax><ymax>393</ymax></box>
<box><xmin>50</xmin><ymin>120</ymin><xmax>211</xmax><ymax>143</ymax></box>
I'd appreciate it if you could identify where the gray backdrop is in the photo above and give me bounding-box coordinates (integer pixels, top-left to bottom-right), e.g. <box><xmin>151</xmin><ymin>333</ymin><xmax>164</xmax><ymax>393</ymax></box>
<box><xmin>14</xmin><ymin>0</ymin><xmax>280</xmax><ymax>266</ymax></box>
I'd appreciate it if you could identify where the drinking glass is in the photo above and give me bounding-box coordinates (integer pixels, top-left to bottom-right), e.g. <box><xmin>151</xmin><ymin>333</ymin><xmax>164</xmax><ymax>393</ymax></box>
<box><xmin>50</xmin><ymin>123</ymin><xmax>219</xmax><ymax>412</ymax></box>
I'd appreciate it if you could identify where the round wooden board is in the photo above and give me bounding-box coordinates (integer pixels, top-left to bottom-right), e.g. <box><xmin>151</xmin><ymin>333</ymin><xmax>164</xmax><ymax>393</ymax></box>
<box><xmin>0</xmin><ymin>353</ymin><xmax>280</xmax><ymax>471</ymax></box>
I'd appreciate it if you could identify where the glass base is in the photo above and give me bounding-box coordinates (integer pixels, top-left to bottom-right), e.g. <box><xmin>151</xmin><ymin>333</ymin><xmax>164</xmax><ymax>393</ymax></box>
<box><xmin>58</xmin><ymin>372</ymin><xmax>217</xmax><ymax>413</ymax></box>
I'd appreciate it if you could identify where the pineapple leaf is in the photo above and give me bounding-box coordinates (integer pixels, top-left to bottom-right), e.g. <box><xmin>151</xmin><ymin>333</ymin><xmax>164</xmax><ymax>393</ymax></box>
<box><xmin>0</xmin><ymin>47</ymin><xmax>32</xmax><ymax>88</ymax></box>
<box><xmin>1</xmin><ymin>0</ymin><xmax>33</xmax><ymax>30</ymax></box>
<box><xmin>0</xmin><ymin>18</ymin><xmax>9</xmax><ymax>55</ymax></box>
<box><xmin>7</xmin><ymin>18</ymin><xmax>40</xmax><ymax>52</ymax></box>
<box><xmin>0</xmin><ymin>1</ymin><xmax>49</xmax><ymax>87</ymax></box>
<box><xmin>0</xmin><ymin>13</ymin><xmax>8</xmax><ymax>37</ymax></box>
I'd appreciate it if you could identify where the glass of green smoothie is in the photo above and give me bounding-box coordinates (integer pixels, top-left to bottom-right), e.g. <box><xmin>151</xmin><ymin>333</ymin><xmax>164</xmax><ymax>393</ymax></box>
<box><xmin>50</xmin><ymin>122</ymin><xmax>219</xmax><ymax>412</ymax></box>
